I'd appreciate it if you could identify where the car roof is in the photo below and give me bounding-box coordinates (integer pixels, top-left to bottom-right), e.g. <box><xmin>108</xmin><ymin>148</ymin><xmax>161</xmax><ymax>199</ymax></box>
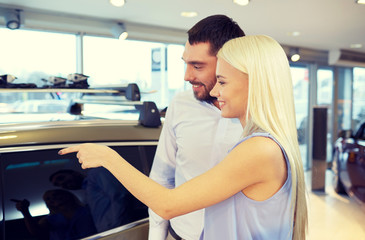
<box><xmin>0</xmin><ymin>120</ymin><xmax>161</xmax><ymax>148</ymax></box>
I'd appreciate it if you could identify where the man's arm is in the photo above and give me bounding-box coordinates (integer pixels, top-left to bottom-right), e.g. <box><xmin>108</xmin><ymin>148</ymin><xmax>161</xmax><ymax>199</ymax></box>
<box><xmin>86</xmin><ymin>167</ymin><xmax>132</xmax><ymax>232</ymax></box>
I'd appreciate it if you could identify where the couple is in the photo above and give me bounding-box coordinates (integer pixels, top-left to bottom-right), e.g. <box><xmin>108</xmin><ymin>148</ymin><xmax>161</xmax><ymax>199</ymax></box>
<box><xmin>59</xmin><ymin>16</ymin><xmax>308</xmax><ymax>240</ymax></box>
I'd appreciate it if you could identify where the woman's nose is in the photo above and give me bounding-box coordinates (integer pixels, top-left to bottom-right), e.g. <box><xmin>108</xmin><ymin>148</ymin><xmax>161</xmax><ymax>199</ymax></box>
<box><xmin>210</xmin><ymin>82</ymin><xmax>219</xmax><ymax>97</ymax></box>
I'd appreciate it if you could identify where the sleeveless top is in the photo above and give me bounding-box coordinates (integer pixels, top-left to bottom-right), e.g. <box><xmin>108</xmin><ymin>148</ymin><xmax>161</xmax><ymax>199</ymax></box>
<box><xmin>200</xmin><ymin>132</ymin><xmax>293</xmax><ymax>240</ymax></box>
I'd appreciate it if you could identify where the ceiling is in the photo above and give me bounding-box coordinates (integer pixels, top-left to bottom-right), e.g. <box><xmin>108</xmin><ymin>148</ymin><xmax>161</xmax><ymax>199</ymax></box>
<box><xmin>0</xmin><ymin>0</ymin><xmax>365</xmax><ymax>53</ymax></box>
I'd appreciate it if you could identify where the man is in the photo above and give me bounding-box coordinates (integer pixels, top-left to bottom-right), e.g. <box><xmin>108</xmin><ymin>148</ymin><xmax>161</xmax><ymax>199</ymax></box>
<box><xmin>148</xmin><ymin>15</ymin><xmax>245</xmax><ymax>240</ymax></box>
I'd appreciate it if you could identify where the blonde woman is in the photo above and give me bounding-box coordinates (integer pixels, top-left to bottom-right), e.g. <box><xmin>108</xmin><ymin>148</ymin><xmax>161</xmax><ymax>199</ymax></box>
<box><xmin>59</xmin><ymin>35</ymin><xmax>308</xmax><ymax>240</ymax></box>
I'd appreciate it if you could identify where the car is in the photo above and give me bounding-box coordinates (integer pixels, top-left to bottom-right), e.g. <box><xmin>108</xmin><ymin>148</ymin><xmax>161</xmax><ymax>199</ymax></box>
<box><xmin>332</xmin><ymin>121</ymin><xmax>365</xmax><ymax>211</ymax></box>
<box><xmin>0</xmin><ymin>118</ymin><xmax>161</xmax><ymax>240</ymax></box>
<box><xmin>0</xmin><ymin>85</ymin><xmax>162</xmax><ymax>240</ymax></box>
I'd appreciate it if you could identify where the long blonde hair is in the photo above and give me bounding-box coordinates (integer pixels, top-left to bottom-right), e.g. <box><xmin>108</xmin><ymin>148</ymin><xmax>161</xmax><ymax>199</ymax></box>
<box><xmin>217</xmin><ymin>35</ymin><xmax>308</xmax><ymax>240</ymax></box>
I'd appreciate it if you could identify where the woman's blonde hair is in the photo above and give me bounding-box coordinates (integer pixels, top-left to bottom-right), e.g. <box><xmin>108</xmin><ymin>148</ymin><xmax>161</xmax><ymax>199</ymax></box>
<box><xmin>217</xmin><ymin>35</ymin><xmax>308</xmax><ymax>240</ymax></box>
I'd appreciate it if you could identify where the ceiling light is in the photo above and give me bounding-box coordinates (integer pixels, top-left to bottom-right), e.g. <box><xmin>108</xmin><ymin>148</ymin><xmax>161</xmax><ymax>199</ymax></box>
<box><xmin>290</xmin><ymin>48</ymin><xmax>301</xmax><ymax>62</ymax></box>
<box><xmin>350</xmin><ymin>43</ymin><xmax>363</xmax><ymax>49</ymax></box>
<box><xmin>4</xmin><ymin>9</ymin><xmax>21</xmax><ymax>30</ymax></box>
<box><xmin>181</xmin><ymin>11</ymin><xmax>198</xmax><ymax>17</ymax></box>
<box><xmin>111</xmin><ymin>22</ymin><xmax>128</xmax><ymax>40</ymax></box>
<box><xmin>110</xmin><ymin>0</ymin><xmax>126</xmax><ymax>7</ymax></box>
<box><xmin>287</xmin><ymin>31</ymin><xmax>301</xmax><ymax>37</ymax></box>
<box><xmin>356</xmin><ymin>0</ymin><xmax>365</xmax><ymax>4</ymax></box>
<box><xmin>233</xmin><ymin>0</ymin><xmax>250</xmax><ymax>6</ymax></box>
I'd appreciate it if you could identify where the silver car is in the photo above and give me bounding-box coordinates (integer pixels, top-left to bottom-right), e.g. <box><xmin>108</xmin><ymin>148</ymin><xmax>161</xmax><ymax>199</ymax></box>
<box><xmin>0</xmin><ymin>116</ymin><xmax>161</xmax><ymax>240</ymax></box>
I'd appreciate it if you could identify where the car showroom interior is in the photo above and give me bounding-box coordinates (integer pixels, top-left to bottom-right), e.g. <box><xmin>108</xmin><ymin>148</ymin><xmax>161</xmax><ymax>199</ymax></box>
<box><xmin>0</xmin><ymin>0</ymin><xmax>364</xmax><ymax>240</ymax></box>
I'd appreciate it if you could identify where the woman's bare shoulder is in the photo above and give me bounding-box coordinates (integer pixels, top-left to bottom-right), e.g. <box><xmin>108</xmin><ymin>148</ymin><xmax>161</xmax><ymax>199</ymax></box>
<box><xmin>230</xmin><ymin>136</ymin><xmax>284</xmax><ymax>169</ymax></box>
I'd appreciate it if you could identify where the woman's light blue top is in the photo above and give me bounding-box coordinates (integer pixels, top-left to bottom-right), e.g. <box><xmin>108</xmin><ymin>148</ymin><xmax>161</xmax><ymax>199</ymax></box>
<box><xmin>201</xmin><ymin>132</ymin><xmax>293</xmax><ymax>240</ymax></box>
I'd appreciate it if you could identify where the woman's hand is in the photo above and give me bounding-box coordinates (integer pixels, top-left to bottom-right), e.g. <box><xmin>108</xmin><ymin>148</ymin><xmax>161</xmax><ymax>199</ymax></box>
<box><xmin>12</xmin><ymin>199</ymin><xmax>30</xmax><ymax>213</ymax></box>
<box><xmin>58</xmin><ymin>143</ymin><xmax>119</xmax><ymax>169</ymax></box>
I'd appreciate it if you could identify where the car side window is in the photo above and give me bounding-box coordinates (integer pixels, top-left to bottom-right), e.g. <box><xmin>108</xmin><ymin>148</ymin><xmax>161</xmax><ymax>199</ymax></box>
<box><xmin>1</xmin><ymin>144</ymin><xmax>156</xmax><ymax>240</ymax></box>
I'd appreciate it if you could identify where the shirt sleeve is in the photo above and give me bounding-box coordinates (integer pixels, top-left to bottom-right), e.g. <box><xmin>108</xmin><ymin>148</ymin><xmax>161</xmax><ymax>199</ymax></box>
<box><xmin>148</xmin><ymin>208</ymin><xmax>169</xmax><ymax>240</ymax></box>
<box><xmin>148</xmin><ymin>99</ymin><xmax>178</xmax><ymax>239</ymax></box>
<box><xmin>85</xmin><ymin>167</ymin><xmax>132</xmax><ymax>232</ymax></box>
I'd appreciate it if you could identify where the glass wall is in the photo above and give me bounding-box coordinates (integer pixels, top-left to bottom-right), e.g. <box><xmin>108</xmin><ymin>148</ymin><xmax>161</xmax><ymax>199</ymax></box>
<box><xmin>83</xmin><ymin>36</ymin><xmax>186</xmax><ymax>109</ymax></box>
<box><xmin>0</xmin><ymin>28</ymin><xmax>76</xmax><ymax>87</ymax></box>
<box><xmin>353</xmin><ymin>67</ymin><xmax>365</xmax><ymax>129</ymax></box>
<box><xmin>0</xmin><ymin>28</ymin><xmax>187</xmax><ymax>117</ymax></box>
<box><xmin>336</xmin><ymin>68</ymin><xmax>353</xmax><ymax>132</ymax></box>
<box><xmin>0</xmin><ymin>28</ymin><xmax>78</xmax><ymax>115</ymax></box>
<box><xmin>317</xmin><ymin>68</ymin><xmax>334</xmax><ymax>162</ymax></box>
<box><xmin>291</xmin><ymin>66</ymin><xmax>310</xmax><ymax>168</ymax></box>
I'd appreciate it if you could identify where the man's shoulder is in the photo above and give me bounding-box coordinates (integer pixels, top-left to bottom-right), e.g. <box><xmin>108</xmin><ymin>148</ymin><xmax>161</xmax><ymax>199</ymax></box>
<box><xmin>164</xmin><ymin>90</ymin><xmax>218</xmax><ymax>122</ymax></box>
<box><xmin>170</xmin><ymin>90</ymin><xmax>208</xmax><ymax>108</ymax></box>
<box><xmin>171</xmin><ymin>90</ymin><xmax>195</xmax><ymax>102</ymax></box>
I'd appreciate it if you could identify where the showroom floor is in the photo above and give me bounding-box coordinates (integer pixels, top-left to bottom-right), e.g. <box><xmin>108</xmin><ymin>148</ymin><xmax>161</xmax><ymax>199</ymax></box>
<box><xmin>306</xmin><ymin>170</ymin><xmax>365</xmax><ymax>240</ymax></box>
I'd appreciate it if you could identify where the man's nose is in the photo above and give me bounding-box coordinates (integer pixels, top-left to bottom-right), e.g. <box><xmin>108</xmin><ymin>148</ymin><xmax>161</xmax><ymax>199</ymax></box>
<box><xmin>184</xmin><ymin>65</ymin><xmax>194</xmax><ymax>82</ymax></box>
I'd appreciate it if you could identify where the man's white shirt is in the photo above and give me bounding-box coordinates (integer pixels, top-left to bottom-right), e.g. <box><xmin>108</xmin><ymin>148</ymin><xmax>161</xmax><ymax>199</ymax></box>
<box><xmin>148</xmin><ymin>90</ymin><xmax>242</xmax><ymax>240</ymax></box>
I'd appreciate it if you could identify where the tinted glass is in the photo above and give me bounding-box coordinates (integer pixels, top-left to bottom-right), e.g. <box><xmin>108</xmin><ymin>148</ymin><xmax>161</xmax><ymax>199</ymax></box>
<box><xmin>1</xmin><ymin>144</ymin><xmax>156</xmax><ymax>240</ymax></box>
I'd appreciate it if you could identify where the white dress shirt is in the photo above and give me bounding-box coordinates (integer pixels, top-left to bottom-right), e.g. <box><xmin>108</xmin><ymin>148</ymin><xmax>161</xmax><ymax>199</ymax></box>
<box><xmin>148</xmin><ymin>90</ymin><xmax>242</xmax><ymax>240</ymax></box>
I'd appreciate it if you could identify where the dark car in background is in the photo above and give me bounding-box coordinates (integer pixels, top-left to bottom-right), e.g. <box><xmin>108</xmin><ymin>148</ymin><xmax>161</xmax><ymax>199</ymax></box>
<box><xmin>332</xmin><ymin>121</ymin><xmax>365</xmax><ymax>211</ymax></box>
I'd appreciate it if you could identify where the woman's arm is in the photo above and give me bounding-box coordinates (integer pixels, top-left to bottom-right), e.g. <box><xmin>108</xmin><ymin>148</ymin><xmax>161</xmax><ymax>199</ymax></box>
<box><xmin>13</xmin><ymin>199</ymin><xmax>50</xmax><ymax>239</ymax></box>
<box><xmin>58</xmin><ymin>136</ymin><xmax>285</xmax><ymax>220</ymax></box>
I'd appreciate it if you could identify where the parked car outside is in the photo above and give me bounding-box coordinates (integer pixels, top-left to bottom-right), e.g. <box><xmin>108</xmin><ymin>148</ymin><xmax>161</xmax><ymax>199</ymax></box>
<box><xmin>332</xmin><ymin>121</ymin><xmax>365</xmax><ymax>211</ymax></box>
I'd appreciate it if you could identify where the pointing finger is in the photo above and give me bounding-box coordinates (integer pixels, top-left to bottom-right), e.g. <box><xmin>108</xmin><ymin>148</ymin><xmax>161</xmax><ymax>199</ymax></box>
<box><xmin>58</xmin><ymin>145</ymin><xmax>81</xmax><ymax>155</ymax></box>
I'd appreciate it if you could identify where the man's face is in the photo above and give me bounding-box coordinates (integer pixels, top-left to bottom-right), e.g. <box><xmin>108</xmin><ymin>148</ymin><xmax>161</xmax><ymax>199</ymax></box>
<box><xmin>51</xmin><ymin>172</ymin><xmax>82</xmax><ymax>190</ymax></box>
<box><xmin>182</xmin><ymin>41</ymin><xmax>218</xmax><ymax>104</ymax></box>
<box><xmin>43</xmin><ymin>190</ymin><xmax>69</xmax><ymax>210</ymax></box>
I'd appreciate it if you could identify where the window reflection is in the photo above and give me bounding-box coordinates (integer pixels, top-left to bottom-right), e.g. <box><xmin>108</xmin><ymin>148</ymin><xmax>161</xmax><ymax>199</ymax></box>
<box><xmin>2</xmin><ymin>145</ymin><xmax>156</xmax><ymax>239</ymax></box>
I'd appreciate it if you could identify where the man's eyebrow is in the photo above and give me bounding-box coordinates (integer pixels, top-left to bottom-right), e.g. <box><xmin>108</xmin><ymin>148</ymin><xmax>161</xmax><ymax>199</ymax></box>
<box><xmin>181</xmin><ymin>57</ymin><xmax>206</xmax><ymax>65</ymax></box>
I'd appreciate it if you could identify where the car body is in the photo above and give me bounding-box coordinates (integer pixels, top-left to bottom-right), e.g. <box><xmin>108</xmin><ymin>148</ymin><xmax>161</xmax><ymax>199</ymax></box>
<box><xmin>0</xmin><ymin>84</ymin><xmax>162</xmax><ymax>239</ymax></box>
<box><xmin>0</xmin><ymin>118</ymin><xmax>161</xmax><ymax>240</ymax></box>
<box><xmin>332</xmin><ymin>121</ymin><xmax>365</xmax><ymax>211</ymax></box>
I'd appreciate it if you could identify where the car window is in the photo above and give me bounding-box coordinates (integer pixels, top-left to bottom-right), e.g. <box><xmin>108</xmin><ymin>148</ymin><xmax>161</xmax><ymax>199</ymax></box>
<box><xmin>1</xmin><ymin>144</ymin><xmax>156</xmax><ymax>240</ymax></box>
